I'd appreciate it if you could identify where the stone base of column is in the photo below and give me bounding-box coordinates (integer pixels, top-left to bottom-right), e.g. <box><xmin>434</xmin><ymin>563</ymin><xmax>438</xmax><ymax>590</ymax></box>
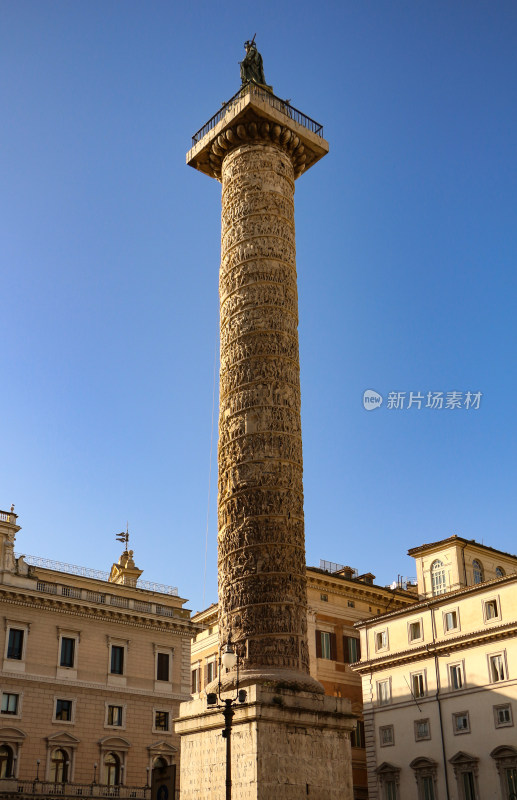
<box><xmin>212</xmin><ymin>666</ymin><xmax>325</xmax><ymax>695</ymax></box>
<box><xmin>176</xmin><ymin>684</ymin><xmax>356</xmax><ymax>800</ymax></box>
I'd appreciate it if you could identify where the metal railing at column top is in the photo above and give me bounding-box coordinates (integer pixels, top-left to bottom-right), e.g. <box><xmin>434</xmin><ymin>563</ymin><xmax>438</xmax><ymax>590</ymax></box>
<box><xmin>191</xmin><ymin>82</ymin><xmax>324</xmax><ymax>145</ymax></box>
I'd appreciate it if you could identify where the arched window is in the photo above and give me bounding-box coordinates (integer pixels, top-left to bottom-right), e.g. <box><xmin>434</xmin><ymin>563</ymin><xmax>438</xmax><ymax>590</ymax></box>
<box><xmin>431</xmin><ymin>560</ymin><xmax>447</xmax><ymax>596</ymax></box>
<box><xmin>153</xmin><ymin>757</ymin><xmax>167</xmax><ymax>769</ymax></box>
<box><xmin>473</xmin><ymin>560</ymin><xmax>484</xmax><ymax>584</ymax></box>
<box><xmin>104</xmin><ymin>752</ymin><xmax>120</xmax><ymax>786</ymax></box>
<box><xmin>0</xmin><ymin>745</ymin><xmax>14</xmax><ymax>779</ymax></box>
<box><xmin>496</xmin><ymin>566</ymin><xmax>505</xmax><ymax>578</ymax></box>
<box><xmin>50</xmin><ymin>748</ymin><xmax>68</xmax><ymax>783</ymax></box>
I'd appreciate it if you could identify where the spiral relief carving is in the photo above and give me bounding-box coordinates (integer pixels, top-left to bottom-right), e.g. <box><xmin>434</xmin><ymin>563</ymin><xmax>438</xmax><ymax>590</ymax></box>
<box><xmin>218</xmin><ymin>141</ymin><xmax>311</xmax><ymax>679</ymax></box>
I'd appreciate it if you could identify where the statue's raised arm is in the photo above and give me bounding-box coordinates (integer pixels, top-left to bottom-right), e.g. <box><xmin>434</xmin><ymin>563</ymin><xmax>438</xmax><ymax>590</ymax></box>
<box><xmin>240</xmin><ymin>38</ymin><xmax>268</xmax><ymax>87</ymax></box>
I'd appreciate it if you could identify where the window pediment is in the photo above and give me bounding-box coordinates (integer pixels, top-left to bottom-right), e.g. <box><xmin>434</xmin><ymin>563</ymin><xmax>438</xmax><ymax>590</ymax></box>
<box><xmin>491</xmin><ymin>746</ymin><xmax>517</xmax><ymax>759</ymax></box>
<box><xmin>410</xmin><ymin>757</ymin><xmax>437</xmax><ymax>770</ymax></box>
<box><xmin>0</xmin><ymin>726</ymin><xmax>26</xmax><ymax>742</ymax></box>
<box><xmin>376</xmin><ymin>761</ymin><xmax>400</xmax><ymax>776</ymax></box>
<box><xmin>148</xmin><ymin>741</ymin><xmax>178</xmax><ymax>755</ymax></box>
<box><xmin>46</xmin><ymin>731</ymin><xmax>80</xmax><ymax>745</ymax></box>
<box><xmin>449</xmin><ymin>751</ymin><xmax>478</xmax><ymax>765</ymax></box>
<box><xmin>449</xmin><ymin>750</ymin><xmax>479</xmax><ymax>777</ymax></box>
<box><xmin>98</xmin><ymin>735</ymin><xmax>131</xmax><ymax>751</ymax></box>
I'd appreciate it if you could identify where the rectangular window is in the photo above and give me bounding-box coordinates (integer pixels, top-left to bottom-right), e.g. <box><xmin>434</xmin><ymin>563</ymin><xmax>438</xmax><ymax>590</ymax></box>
<box><xmin>375</xmin><ymin>630</ymin><xmax>388</xmax><ymax>651</ymax></box>
<box><xmin>348</xmin><ymin>637</ymin><xmax>360</xmax><ymax>662</ymax></box>
<box><xmin>110</xmin><ymin>646</ymin><xmax>124</xmax><ymax>675</ymax></box>
<box><xmin>409</xmin><ymin>621</ymin><xmax>422</xmax><ymax>642</ymax></box>
<box><xmin>321</xmin><ymin>632</ymin><xmax>331</xmax><ymax>659</ymax></box>
<box><xmin>156</xmin><ymin>653</ymin><xmax>169</xmax><ymax>681</ymax></box>
<box><xmin>343</xmin><ymin>635</ymin><xmax>361</xmax><ymax>663</ymax></box>
<box><xmin>453</xmin><ymin>711</ymin><xmax>470</xmax><ymax>734</ymax></box>
<box><xmin>348</xmin><ymin>600</ymin><xmax>355</xmax><ymax>608</ymax></box>
<box><xmin>485</xmin><ymin>599</ymin><xmax>499</xmax><ymax>620</ymax></box>
<box><xmin>506</xmin><ymin>768</ymin><xmax>517</xmax><ymax>798</ymax></box>
<box><xmin>378</xmin><ymin>680</ymin><xmax>391</xmax><ymax>706</ymax></box>
<box><xmin>444</xmin><ymin>610</ymin><xmax>458</xmax><ymax>632</ymax></box>
<box><xmin>320</xmin><ymin>593</ymin><xmax>328</xmax><ymax>602</ymax></box>
<box><xmin>60</xmin><ymin>637</ymin><xmax>75</xmax><ymax>668</ymax></box>
<box><xmin>415</xmin><ymin>719</ymin><xmax>430</xmax><ymax>741</ymax></box>
<box><xmin>351</xmin><ymin>720</ymin><xmax>365</xmax><ymax>748</ymax></box>
<box><xmin>462</xmin><ymin>771</ymin><xmax>476</xmax><ymax>800</ymax></box>
<box><xmin>55</xmin><ymin>699</ymin><xmax>73</xmax><ymax>721</ymax></box>
<box><xmin>1</xmin><ymin>693</ymin><xmax>18</xmax><ymax>715</ymax></box>
<box><xmin>107</xmin><ymin>705</ymin><xmax>123</xmax><ymax>726</ymax></box>
<box><xmin>494</xmin><ymin>704</ymin><xmax>513</xmax><ymax>728</ymax></box>
<box><xmin>385</xmin><ymin>781</ymin><xmax>397</xmax><ymax>800</ymax></box>
<box><xmin>7</xmin><ymin>629</ymin><xmax>24</xmax><ymax>660</ymax></box>
<box><xmin>191</xmin><ymin>668</ymin><xmax>200</xmax><ymax>694</ymax></box>
<box><xmin>412</xmin><ymin>672</ymin><xmax>426</xmax><ymax>698</ymax></box>
<box><xmin>207</xmin><ymin>660</ymin><xmax>216</xmax><ymax>684</ymax></box>
<box><xmin>490</xmin><ymin>653</ymin><xmax>506</xmax><ymax>682</ymax></box>
<box><xmin>379</xmin><ymin>725</ymin><xmax>394</xmax><ymax>746</ymax></box>
<box><xmin>315</xmin><ymin>630</ymin><xmax>337</xmax><ymax>660</ymax></box>
<box><xmin>449</xmin><ymin>663</ymin><xmax>463</xmax><ymax>690</ymax></box>
<box><xmin>421</xmin><ymin>776</ymin><xmax>435</xmax><ymax>800</ymax></box>
<box><xmin>154</xmin><ymin>711</ymin><xmax>169</xmax><ymax>731</ymax></box>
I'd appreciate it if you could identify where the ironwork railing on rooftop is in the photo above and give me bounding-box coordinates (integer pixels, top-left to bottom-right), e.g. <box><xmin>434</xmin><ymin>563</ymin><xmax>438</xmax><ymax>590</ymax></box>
<box><xmin>319</xmin><ymin>560</ymin><xmax>359</xmax><ymax>578</ymax></box>
<box><xmin>191</xmin><ymin>82</ymin><xmax>324</xmax><ymax>146</ymax></box>
<box><xmin>15</xmin><ymin>554</ymin><xmax>178</xmax><ymax>596</ymax></box>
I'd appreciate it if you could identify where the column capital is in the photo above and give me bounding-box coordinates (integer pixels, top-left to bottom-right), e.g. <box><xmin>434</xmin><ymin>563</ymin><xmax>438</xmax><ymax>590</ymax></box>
<box><xmin>186</xmin><ymin>83</ymin><xmax>328</xmax><ymax>181</ymax></box>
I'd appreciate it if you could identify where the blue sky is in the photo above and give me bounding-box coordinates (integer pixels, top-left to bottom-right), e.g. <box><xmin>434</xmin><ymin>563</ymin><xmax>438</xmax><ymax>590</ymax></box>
<box><xmin>1</xmin><ymin>1</ymin><xmax>516</xmax><ymax>612</ymax></box>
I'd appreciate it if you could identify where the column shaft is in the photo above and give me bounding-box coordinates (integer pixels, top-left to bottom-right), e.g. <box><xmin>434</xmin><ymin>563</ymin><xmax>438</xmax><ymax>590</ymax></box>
<box><xmin>218</xmin><ymin>142</ymin><xmax>310</xmax><ymax>681</ymax></box>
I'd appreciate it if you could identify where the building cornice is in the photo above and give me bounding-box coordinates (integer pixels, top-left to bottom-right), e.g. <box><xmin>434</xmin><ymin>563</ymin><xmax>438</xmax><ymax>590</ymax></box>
<box><xmin>408</xmin><ymin>535</ymin><xmax>517</xmax><ymax>562</ymax></box>
<box><xmin>0</xmin><ymin>590</ymin><xmax>199</xmax><ymax>637</ymax></box>
<box><xmin>352</xmin><ymin>619</ymin><xmax>517</xmax><ymax>674</ymax></box>
<box><xmin>306</xmin><ymin>570</ymin><xmax>416</xmax><ymax>605</ymax></box>
<box><xmin>0</xmin><ymin>668</ymin><xmax>190</xmax><ymax>701</ymax></box>
<box><xmin>354</xmin><ymin>572</ymin><xmax>517</xmax><ymax>628</ymax></box>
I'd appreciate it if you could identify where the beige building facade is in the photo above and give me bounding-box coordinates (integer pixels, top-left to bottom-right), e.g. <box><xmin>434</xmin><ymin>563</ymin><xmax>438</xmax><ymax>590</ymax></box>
<box><xmin>353</xmin><ymin>536</ymin><xmax>517</xmax><ymax>800</ymax></box>
<box><xmin>0</xmin><ymin>508</ymin><xmax>196</xmax><ymax>798</ymax></box>
<box><xmin>190</xmin><ymin>563</ymin><xmax>417</xmax><ymax>800</ymax></box>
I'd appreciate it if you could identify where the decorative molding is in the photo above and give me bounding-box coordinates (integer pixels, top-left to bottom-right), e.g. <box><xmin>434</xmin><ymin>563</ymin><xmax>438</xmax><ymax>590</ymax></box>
<box><xmin>354</xmin><ymin>620</ymin><xmax>517</xmax><ymax>673</ymax></box>
<box><xmin>0</xmin><ymin>593</ymin><xmax>193</xmax><ymax>636</ymax></box>
<box><xmin>207</xmin><ymin>116</ymin><xmax>307</xmax><ymax>181</ymax></box>
<box><xmin>0</xmin><ymin>669</ymin><xmax>190</xmax><ymax>701</ymax></box>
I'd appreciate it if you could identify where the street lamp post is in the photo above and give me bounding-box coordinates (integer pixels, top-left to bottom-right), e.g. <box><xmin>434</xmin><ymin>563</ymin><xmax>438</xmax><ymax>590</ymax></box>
<box><xmin>206</xmin><ymin>639</ymin><xmax>247</xmax><ymax>800</ymax></box>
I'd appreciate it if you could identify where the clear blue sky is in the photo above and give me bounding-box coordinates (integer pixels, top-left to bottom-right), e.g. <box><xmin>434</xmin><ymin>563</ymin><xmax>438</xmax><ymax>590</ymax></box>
<box><xmin>1</xmin><ymin>1</ymin><xmax>516</xmax><ymax>612</ymax></box>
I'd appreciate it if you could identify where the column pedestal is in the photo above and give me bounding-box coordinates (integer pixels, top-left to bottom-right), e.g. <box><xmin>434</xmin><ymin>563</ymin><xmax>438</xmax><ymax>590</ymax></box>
<box><xmin>177</xmin><ymin>685</ymin><xmax>355</xmax><ymax>800</ymax></box>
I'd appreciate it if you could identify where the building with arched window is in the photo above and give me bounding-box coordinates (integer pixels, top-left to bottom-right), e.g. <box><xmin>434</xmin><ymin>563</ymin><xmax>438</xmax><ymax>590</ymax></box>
<box><xmin>0</xmin><ymin>509</ymin><xmax>197</xmax><ymax>798</ymax></box>
<box><xmin>353</xmin><ymin>535</ymin><xmax>517</xmax><ymax>800</ymax></box>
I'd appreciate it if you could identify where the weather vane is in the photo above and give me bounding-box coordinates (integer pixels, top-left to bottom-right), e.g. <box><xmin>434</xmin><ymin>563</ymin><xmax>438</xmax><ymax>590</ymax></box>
<box><xmin>115</xmin><ymin>523</ymin><xmax>129</xmax><ymax>552</ymax></box>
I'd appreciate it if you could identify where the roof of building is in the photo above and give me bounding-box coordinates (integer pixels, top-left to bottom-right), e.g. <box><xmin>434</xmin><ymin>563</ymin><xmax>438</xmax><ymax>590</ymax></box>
<box><xmin>353</xmin><ymin>569</ymin><xmax>517</xmax><ymax>629</ymax></box>
<box><xmin>307</xmin><ymin>566</ymin><xmax>416</xmax><ymax>598</ymax></box>
<box><xmin>407</xmin><ymin>534</ymin><xmax>517</xmax><ymax>562</ymax></box>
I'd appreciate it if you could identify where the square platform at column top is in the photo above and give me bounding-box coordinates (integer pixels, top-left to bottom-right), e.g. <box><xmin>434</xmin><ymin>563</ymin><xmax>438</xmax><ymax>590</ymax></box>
<box><xmin>186</xmin><ymin>83</ymin><xmax>329</xmax><ymax>180</ymax></box>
